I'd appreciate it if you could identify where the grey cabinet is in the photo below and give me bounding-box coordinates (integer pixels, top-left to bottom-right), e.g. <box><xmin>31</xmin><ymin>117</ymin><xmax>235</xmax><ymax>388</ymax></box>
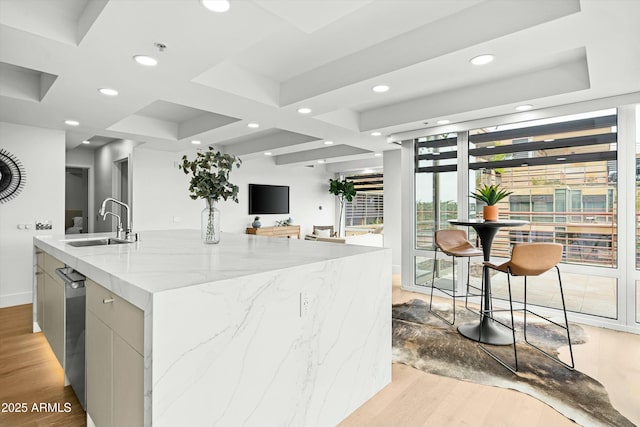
<box><xmin>36</xmin><ymin>251</ymin><xmax>65</xmax><ymax>367</ymax></box>
<box><xmin>86</xmin><ymin>279</ymin><xmax>143</xmax><ymax>427</ymax></box>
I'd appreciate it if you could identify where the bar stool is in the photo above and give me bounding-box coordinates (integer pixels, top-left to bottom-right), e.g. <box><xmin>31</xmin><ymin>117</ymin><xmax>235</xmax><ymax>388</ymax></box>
<box><xmin>479</xmin><ymin>242</ymin><xmax>575</xmax><ymax>373</ymax></box>
<box><xmin>429</xmin><ymin>229</ymin><xmax>483</xmax><ymax>324</ymax></box>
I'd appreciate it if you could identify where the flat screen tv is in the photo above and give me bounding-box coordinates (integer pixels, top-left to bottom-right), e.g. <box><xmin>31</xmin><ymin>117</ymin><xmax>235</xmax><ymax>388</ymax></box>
<box><xmin>248</xmin><ymin>184</ymin><xmax>290</xmax><ymax>215</ymax></box>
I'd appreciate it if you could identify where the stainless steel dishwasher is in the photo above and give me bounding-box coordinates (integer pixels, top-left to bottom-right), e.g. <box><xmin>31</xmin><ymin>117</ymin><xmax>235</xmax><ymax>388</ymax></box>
<box><xmin>55</xmin><ymin>267</ymin><xmax>86</xmax><ymax>410</ymax></box>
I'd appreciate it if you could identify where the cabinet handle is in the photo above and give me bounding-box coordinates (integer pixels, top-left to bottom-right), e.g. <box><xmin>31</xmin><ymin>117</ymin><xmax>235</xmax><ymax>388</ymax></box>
<box><xmin>35</xmin><ymin>272</ymin><xmax>43</xmax><ymax>276</ymax></box>
<box><xmin>102</xmin><ymin>298</ymin><xmax>114</xmax><ymax>304</ymax></box>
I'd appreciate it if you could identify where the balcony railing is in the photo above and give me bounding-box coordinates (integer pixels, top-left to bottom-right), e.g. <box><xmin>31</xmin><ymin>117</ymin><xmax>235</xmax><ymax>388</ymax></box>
<box><xmin>416</xmin><ymin>209</ymin><xmax>618</xmax><ymax>268</ymax></box>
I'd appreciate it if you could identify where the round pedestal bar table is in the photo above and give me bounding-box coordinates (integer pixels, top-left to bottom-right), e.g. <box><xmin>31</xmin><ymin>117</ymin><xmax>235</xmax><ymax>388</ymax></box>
<box><xmin>448</xmin><ymin>219</ymin><xmax>528</xmax><ymax>345</ymax></box>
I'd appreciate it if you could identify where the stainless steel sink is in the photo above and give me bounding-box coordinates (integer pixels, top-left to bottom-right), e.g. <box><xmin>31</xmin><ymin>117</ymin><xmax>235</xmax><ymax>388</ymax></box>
<box><xmin>66</xmin><ymin>238</ymin><xmax>131</xmax><ymax>247</ymax></box>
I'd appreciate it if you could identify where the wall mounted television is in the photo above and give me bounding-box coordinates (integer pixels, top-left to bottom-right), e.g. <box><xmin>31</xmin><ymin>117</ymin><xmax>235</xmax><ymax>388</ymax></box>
<box><xmin>248</xmin><ymin>184</ymin><xmax>290</xmax><ymax>215</ymax></box>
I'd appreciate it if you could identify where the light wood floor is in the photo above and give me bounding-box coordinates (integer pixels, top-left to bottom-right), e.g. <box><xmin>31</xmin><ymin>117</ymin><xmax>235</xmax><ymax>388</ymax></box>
<box><xmin>340</xmin><ymin>276</ymin><xmax>640</xmax><ymax>427</ymax></box>
<box><xmin>0</xmin><ymin>304</ymin><xmax>86</xmax><ymax>427</ymax></box>
<box><xmin>1</xmin><ymin>278</ymin><xmax>638</xmax><ymax>427</ymax></box>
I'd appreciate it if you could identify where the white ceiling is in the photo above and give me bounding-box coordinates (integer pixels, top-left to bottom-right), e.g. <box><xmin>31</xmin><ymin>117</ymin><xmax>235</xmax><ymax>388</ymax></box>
<box><xmin>1</xmin><ymin>0</ymin><xmax>639</xmax><ymax>169</ymax></box>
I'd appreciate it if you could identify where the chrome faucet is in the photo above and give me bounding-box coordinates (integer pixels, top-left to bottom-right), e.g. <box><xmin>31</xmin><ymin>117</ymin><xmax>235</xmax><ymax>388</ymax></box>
<box><xmin>102</xmin><ymin>211</ymin><xmax>124</xmax><ymax>239</ymax></box>
<box><xmin>99</xmin><ymin>197</ymin><xmax>138</xmax><ymax>242</ymax></box>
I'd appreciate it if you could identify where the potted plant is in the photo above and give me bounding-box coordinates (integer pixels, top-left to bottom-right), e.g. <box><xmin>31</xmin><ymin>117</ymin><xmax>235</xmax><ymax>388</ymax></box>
<box><xmin>329</xmin><ymin>178</ymin><xmax>356</xmax><ymax>237</ymax></box>
<box><xmin>179</xmin><ymin>147</ymin><xmax>242</xmax><ymax>243</ymax></box>
<box><xmin>470</xmin><ymin>184</ymin><xmax>512</xmax><ymax>221</ymax></box>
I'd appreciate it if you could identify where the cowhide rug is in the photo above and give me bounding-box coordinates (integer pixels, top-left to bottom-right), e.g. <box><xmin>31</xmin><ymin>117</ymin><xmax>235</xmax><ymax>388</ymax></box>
<box><xmin>392</xmin><ymin>299</ymin><xmax>634</xmax><ymax>427</ymax></box>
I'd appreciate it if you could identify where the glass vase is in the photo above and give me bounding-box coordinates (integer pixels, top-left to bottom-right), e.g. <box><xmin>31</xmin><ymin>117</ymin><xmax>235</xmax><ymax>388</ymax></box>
<box><xmin>201</xmin><ymin>199</ymin><xmax>220</xmax><ymax>244</ymax></box>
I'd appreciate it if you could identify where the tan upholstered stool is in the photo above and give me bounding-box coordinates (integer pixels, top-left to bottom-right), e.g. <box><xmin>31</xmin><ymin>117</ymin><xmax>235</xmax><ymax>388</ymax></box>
<box><xmin>429</xmin><ymin>229</ymin><xmax>483</xmax><ymax>324</ymax></box>
<box><xmin>480</xmin><ymin>243</ymin><xmax>575</xmax><ymax>373</ymax></box>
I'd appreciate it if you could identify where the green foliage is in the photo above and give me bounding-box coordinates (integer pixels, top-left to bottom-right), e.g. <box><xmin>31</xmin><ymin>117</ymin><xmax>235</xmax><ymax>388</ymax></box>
<box><xmin>329</xmin><ymin>178</ymin><xmax>356</xmax><ymax>202</ymax></box>
<box><xmin>179</xmin><ymin>147</ymin><xmax>242</xmax><ymax>203</ymax></box>
<box><xmin>470</xmin><ymin>184</ymin><xmax>513</xmax><ymax>206</ymax></box>
<box><xmin>329</xmin><ymin>178</ymin><xmax>357</xmax><ymax>236</ymax></box>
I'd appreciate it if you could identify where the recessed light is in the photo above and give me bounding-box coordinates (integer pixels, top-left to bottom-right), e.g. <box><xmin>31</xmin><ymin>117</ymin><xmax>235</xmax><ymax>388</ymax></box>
<box><xmin>544</xmin><ymin>138</ymin><xmax>555</xmax><ymax>142</ymax></box>
<box><xmin>371</xmin><ymin>131</ymin><xmax>382</xmax><ymax>136</ymax></box>
<box><xmin>374</xmin><ymin>152</ymin><xmax>382</xmax><ymax>157</ymax></box>
<box><xmin>556</xmin><ymin>157</ymin><xmax>567</xmax><ymax>161</ymax></box>
<box><xmin>201</xmin><ymin>0</ymin><xmax>230</xmax><ymax>13</ymax></box>
<box><xmin>317</xmin><ymin>159</ymin><xmax>325</xmax><ymax>164</ymax></box>
<box><xmin>247</xmin><ymin>123</ymin><xmax>260</xmax><ymax>128</ymax></box>
<box><xmin>486</xmin><ymin>145</ymin><xmax>495</xmax><ymax>149</ymax></box>
<box><xmin>297</xmin><ymin>107</ymin><xmax>312</xmax><ymax>114</ymax></box>
<box><xmin>65</xmin><ymin>120</ymin><xmax>79</xmax><ymax>126</ymax></box>
<box><xmin>515</xmin><ymin>104</ymin><xmax>533</xmax><ymax>111</ymax></box>
<box><xmin>521</xmin><ymin>163</ymin><xmax>529</xmax><ymax>167</ymax></box>
<box><xmin>82</xmin><ymin>140</ymin><xmax>90</xmax><ymax>144</ymax></box>
<box><xmin>191</xmin><ymin>140</ymin><xmax>201</xmax><ymax>145</ymax></box>
<box><xmin>133</xmin><ymin>55</ymin><xmax>158</xmax><ymax>66</ymax></box>
<box><xmin>99</xmin><ymin>88</ymin><xmax>119</xmax><ymax>96</ymax></box>
<box><xmin>437</xmin><ymin>119</ymin><xmax>450</xmax><ymax>125</ymax></box>
<box><xmin>470</xmin><ymin>54</ymin><xmax>495</xmax><ymax>65</ymax></box>
<box><xmin>372</xmin><ymin>85</ymin><xmax>390</xmax><ymax>93</ymax></box>
<box><xmin>363</xmin><ymin>169</ymin><xmax>373</xmax><ymax>173</ymax></box>
<box><xmin>264</xmin><ymin>152</ymin><xmax>273</xmax><ymax>156</ymax></box>
<box><xmin>432</xmin><ymin>152</ymin><xmax>441</xmax><ymax>156</ymax></box>
<box><xmin>324</xmin><ymin>140</ymin><xmax>334</xmax><ymax>145</ymax></box>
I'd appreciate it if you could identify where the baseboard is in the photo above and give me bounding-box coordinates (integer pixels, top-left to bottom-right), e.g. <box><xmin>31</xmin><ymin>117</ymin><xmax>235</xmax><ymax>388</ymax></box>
<box><xmin>0</xmin><ymin>291</ymin><xmax>32</xmax><ymax>308</ymax></box>
<box><xmin>392</xmin><ymin>264</ymin><xmax>401</xmax><ymax>275</ymax></box>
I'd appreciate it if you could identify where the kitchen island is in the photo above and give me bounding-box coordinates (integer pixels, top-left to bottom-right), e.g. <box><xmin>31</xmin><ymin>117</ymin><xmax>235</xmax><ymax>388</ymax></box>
<box><xmin>33</xmin><ymin>230</ymin><xmax>391</xmax><ymax>427</ymax></box>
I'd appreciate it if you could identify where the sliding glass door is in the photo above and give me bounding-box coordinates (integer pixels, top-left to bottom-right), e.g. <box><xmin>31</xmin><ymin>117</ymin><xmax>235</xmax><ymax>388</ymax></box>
<box><xmin>468</xmin><ymin>110</ymin><xmax>618</xmax><ymax>318</ymax></box>
<box><xmin>403</xmin><ymin>105</ymin><xmax>640</xmax><ymax>331</ymax></box>
<box><xmin>414</xmin><ymin>134</ymin><xmax>465</xmax><ymax>288</ymax></box>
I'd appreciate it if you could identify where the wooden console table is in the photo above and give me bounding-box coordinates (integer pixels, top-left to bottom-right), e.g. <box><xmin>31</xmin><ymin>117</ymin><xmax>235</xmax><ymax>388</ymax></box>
<box><xmin>246</xmin><ymin>225</ymin><xmax>300</xmax><ymax>239</ymax></box>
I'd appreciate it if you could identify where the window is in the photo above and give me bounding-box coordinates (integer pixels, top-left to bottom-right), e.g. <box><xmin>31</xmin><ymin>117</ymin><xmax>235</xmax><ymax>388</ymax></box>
<box><xmin>405</xmin><ymin>106</ymin><xmax>639</xmax><ymax>328</ymax></box>
<box><xmin>414</xmin><ymin>133</ymin><xmax>460</xmax><ymax>284</ymax></box>
<box><xmin>469</xmin><ymin>111</ymin><xmax>618</xmax><ymax>267</ymax></box>
<box><xmin>414</xmin><ymin>134</ymin><xmax>458</xmax><ymax>249</ymax></box>
<box><xmin>344</xmin><ymin>173</ymin><xmax>383</xmax><ymax>228</ymax></box>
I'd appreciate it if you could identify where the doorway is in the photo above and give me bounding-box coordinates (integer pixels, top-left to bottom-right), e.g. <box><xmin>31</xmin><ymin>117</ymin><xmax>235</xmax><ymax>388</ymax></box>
<box><xmin>65</xmin><ymin>167</ymin><xmax>89</xmax><ymax>234</ymax></box>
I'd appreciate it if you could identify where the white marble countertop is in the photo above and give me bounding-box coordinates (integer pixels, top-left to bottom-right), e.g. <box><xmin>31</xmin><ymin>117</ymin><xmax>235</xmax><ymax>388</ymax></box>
<box><xmin>34</xmin><ymin>230</ymin><xmax>385</xmax><ymax>310</ymax></box>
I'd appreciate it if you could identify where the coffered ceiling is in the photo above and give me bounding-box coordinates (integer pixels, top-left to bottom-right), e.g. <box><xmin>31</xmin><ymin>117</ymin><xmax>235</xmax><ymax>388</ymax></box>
<box><xmin>1</xmin><ymin>0</ymin><xmax>639</xmax><ymax>169</ymax></box>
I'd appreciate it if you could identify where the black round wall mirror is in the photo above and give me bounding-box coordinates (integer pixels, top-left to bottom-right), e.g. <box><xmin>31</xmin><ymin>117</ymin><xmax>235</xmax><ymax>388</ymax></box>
<box><xmin>0</xmin><ymin>149</ymin><xmax>26</xmax><ymax>203</ymax></box>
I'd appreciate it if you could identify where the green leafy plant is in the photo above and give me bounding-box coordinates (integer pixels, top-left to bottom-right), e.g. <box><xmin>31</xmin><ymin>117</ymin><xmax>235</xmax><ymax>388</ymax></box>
<box><xmin>470</xmin><ymin>184</ymin><xmax>512</xmax><ymax>206</ymax></box>
<box><xmin>329</xmin><ymin>178</ymin><xmax>356</xmax><ymax>237</ymax></box>
<box><xmin>178</xmin><ymin>147</ymin><xmax>242</xmax><ymax>205</ymax></box>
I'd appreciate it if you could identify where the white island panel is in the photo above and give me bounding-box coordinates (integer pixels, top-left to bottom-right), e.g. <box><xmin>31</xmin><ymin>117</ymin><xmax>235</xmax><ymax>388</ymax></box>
<box><xmin>152</xmin><ymin>251</ymin><xmax>391</xmax><ymax>427</ymax></box>
<box><xmin>34</xmin><ymin>230</ymin><xmax>391</xmax><ymax>427</ymax></box>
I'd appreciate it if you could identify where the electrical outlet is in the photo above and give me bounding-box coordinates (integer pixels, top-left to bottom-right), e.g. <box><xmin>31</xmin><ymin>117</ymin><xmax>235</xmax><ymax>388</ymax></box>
<box><xmin>300</xmin><ymin>292</ymin><xmax>311</xmax><ymax>317</ymax></box>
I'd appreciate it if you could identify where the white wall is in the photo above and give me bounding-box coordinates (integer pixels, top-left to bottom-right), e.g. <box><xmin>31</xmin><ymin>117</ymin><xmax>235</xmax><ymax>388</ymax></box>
<box><xmin>0</xmin><ymin>122</ymin><xmax>65</xmax><ymax>307</ymax></box>
<box><xmin>132</xmin><ymin>147</ymin><xmax>335</xmax><ymax>236</ymax></box>
<box><xmin>66</xmin><ymin>145</ymin><xmax>95</xmax><ymax>167</ymax></box>
<box><xmin>131</xmin><ymin>147</ymin><xmax>199</xmax><ymax>230</ymax></box>
<box><xmin>383</xmin><ymin>150</ymin><xmax>402</xmax><ymax>274</ymax></box>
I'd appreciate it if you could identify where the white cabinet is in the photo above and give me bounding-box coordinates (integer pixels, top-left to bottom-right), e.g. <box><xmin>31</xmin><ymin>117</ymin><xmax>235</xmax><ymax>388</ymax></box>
<box><xmin>36</xmin><ymin>252</ymin><xmax>65</xmax><ymax>366</ymax></box>
<box><xmin>86</xmin><ymin>279</ymin><xmax>143</xmax><ymax>427</ymax></box>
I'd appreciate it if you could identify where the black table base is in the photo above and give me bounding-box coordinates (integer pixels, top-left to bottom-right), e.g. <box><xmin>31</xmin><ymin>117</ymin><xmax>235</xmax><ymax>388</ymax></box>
<box><xmin>448</xmin><ymin>218</ymin><xmax>528</xmax><ymax>346</ymax></box>
<box><xmin>458</xmin><ymin>316</ymin><xmax>513</xmax><ymax>345</ymax></box>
